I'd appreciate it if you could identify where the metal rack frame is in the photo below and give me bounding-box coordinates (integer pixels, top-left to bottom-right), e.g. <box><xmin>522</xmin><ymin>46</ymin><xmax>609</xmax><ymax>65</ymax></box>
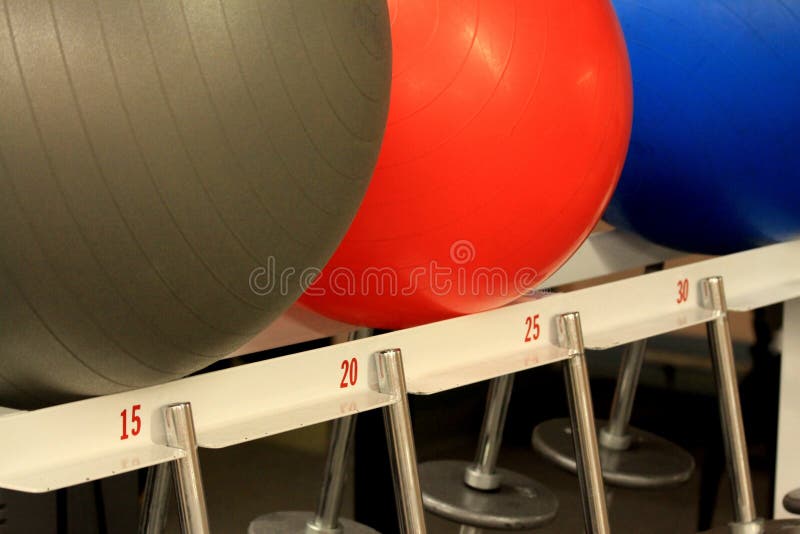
<box><xmin>0</xmin><ymin>231</ymin><xmax>798</xmax><ymax>531</ymax></box>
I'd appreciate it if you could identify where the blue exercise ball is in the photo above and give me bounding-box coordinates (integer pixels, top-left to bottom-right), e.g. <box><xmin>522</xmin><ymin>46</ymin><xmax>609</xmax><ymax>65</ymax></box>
<box><xmin>604</xmin><ymin>0</ymin><xmax>800</xmax><ymax>254</ymax></box>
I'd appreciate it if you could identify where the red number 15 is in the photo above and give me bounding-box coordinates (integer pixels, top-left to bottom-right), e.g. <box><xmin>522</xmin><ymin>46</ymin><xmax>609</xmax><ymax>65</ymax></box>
<box><xmin>120</xmin><ymin>404</ymin><xmax>141</xmax><ymax>440</ymax></box>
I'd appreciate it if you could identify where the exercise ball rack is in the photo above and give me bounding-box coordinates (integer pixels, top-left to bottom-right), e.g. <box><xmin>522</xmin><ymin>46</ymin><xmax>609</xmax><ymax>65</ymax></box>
<box><xmin>0</xmin><ymin>229</ymin><xmax>798</xmax><ymax>533</ymax></box>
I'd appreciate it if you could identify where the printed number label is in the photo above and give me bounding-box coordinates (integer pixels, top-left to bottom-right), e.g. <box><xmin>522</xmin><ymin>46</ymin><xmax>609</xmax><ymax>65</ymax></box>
<box><xmin>120</xmin><ymin>404</ymin><xmax>142</xmax><ymax>440</ymax></box>
<box><xmin>524</xmin><ymin>314</ymin><xmax>541</xmax><ymax>343</ymax></box>
<box><xmin>677</xmin><ymin>278</ymin><xmax>690</xmax><ymax>304</ymax></box>
<box><xmin>340</xmin><ymin>358</ymin><xmax>358</xmax><ymax>388</ymax></box>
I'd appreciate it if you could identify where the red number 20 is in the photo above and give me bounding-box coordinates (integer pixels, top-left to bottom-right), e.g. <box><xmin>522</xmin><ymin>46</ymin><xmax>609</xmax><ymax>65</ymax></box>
<box><xmin>340</xmin><ymin>358</ymin><xmax>358</xmax><ymax>388</ymax></box>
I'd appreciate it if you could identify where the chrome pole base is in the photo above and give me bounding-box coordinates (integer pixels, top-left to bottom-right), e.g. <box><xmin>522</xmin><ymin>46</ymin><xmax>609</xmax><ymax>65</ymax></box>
<box><xmin>418</xmin><ymin>460</ymin><xmax>558</xmax><ymax>530</ymax></box>
<box><xmin>248</xmin><ymin>511</ymin><xmax>379</xmax><ymax>534</ymax></box>
<box><xmin>785</xmin><ymin>488</ymin><xmax>800</xmax><ymax>515</ymax></box>
<box><xmin>532</xmin><ymin>418</ymin><xmax>694</xmax><ymax>488</ymax></box>
<box><xmin>699</xmin><ymin>519</ymin><xmax>800</xmax><ymax>533</ymax></box>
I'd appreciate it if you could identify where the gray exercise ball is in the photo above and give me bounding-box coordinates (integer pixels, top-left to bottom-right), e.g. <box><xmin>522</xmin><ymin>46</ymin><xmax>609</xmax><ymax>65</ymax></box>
<box><xmin>0</xmin><ymin>0</ymin><xmax>391</xmax><ymax>407</ymax></box>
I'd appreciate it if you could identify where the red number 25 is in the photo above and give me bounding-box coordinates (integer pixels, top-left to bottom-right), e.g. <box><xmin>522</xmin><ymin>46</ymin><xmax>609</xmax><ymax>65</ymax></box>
<box><xmin>524</xmin><ymin>314</ymin><xmax>541</xmax><ymax>343</ymax></box>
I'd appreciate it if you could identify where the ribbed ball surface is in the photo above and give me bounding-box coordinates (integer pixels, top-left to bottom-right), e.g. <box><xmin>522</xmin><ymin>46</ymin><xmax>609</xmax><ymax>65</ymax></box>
<box><xmin>302</xmin><ymin>0</ymin><xmax>632</xmax><ymax>329</ymax></box>
<box><xmin>0</xmin><ymin>0</ymin><xmax>391</xmax><ymax>406</ymax></box>
<box><xmin>605</xmin><ymin>0</ymin><xmax>800</xmax><ymax>254</ymax></box>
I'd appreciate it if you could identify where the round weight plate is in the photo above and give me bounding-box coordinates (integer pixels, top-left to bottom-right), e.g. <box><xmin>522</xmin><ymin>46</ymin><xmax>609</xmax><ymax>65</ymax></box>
<box><xmin>418</xmin><ymin>460</ymin><xmax>558</xmax><ymax>530</ymax></box>
<box><xmin>248</xmin><ymin>511</ymin><xmax>379</xmax><ymax>534</ymax></box>
<box><xmin>532</xmin><ymin>418</ymin><xmax>695</xmax><ymax>489</ymax></box>
<box><xmin>784</xmin><ymin>488</ymin><xmax>800</xmax><ymax>515</ymax></box>
<box><xmin>700</xmin><ymin>519</ymin><xmax>800</xmax><ymax>533</ymax></box>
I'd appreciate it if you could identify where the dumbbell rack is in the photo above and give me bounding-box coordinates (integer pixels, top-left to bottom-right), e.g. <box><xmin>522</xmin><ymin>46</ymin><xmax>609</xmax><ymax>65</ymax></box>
<box><xmin>0</xmin><ymin>230</ymin><xmax>798</xmax><ymax>533</ymax></box>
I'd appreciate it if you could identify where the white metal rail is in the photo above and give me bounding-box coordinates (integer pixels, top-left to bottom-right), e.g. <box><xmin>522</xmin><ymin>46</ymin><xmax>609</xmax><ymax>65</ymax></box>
<box><xmin>0</xmin><ymin>234</ymin><xmax>797</xmax><ymax>497</ymax></box>
<box><xmin>229</xmin><ymin>229</ymin><xmax>686</xmax><ymax>356</ymax></box>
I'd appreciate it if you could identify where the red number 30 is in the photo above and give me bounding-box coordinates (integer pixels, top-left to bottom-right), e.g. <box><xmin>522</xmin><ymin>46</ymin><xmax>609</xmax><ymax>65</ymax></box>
<box><xmin>677</xmin><ymin>278</ymin><xmax>690</xmax><ymax>304</ymax></box>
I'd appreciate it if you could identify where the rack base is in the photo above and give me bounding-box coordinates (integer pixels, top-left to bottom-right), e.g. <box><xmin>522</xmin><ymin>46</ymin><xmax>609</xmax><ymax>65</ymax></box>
<box><xmin>785</xmin><ymin>489</ymin><xmax>800</xmax><ymax>515</ymax></box>
<box><xmin>248</xmin><ymin>511</ymin><xmax>379</xmax><ymax>534</ymax></box>
<box><xmin>699</xmin><ymin>519</ymin><xmax>800</xmax><ymax>533</ymax></box>
<box><xmin>532</xmin><ymin>418</ymin><xmax>694</xmax><ymax>488</ymax></box>
<box><xmin>418</xmin><ymin>460</ymin><xmax>557</xmax><ymax>530</ymax></box>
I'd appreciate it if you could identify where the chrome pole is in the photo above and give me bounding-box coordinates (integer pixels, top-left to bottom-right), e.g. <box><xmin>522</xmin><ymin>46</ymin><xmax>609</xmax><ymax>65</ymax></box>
<box><xmin>139</xmin><ymin>463</ymin><xmax>171</xmax><ymax>534</ymax></box>
<box><xmin>560</xmin><ymin>312</ymin><xmax>610</xmax><ymax>534</ymax></box>
<box><xmin>377</xmin><ymin>349</ymin><xmax>427</xmax><ymax>534</ymax></box>
<box><xmin>600</xmin><ymin>338</ymin><xmax>648</xmax><ymax>450</ymax></box>
<box><xmin>702</xmin><ymin>277</ymin><xmax>757</xmax><ymax>524</ymax></box>
<box><xmin>601</xmin><ymin>263</ymin><xmax>663</xmax><ymax>449</ymax></box>
<box><xmin>308</xmin><ymin>415</ymin><xmax>357</xmax><ymax>532</ymax></box>
<box><xmin>163</xmin><ymin>402</ymin><xmax>210</xmax><ymax>534</ymax></box>
<box><xmin>248</xmin><ymin>329</ymin><xmax>377</xmax><ymax>534</ymax></box>
<box><xmin>464</xmin><ymin>374</ymin><xmax>514</xmax><ymax>490</ymax></box>
<box><xmin>309</xmin><ymin>328</ymin><xmax>372</xmax><ymax>532</ymax></box>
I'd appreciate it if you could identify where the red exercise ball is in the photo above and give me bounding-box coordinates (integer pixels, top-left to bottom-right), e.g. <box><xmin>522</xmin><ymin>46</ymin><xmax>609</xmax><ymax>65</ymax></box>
<box><xmin>301</xmin><ymin>0</ymin><xmax>633</xmax><ymax>329</ymax></box>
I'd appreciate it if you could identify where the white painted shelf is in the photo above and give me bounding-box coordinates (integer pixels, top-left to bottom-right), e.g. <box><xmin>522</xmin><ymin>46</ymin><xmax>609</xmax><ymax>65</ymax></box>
<box><xmin>0</xmin><ymin>231</ymin><xmax>798</xmax><ymax>496</ymax></box>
